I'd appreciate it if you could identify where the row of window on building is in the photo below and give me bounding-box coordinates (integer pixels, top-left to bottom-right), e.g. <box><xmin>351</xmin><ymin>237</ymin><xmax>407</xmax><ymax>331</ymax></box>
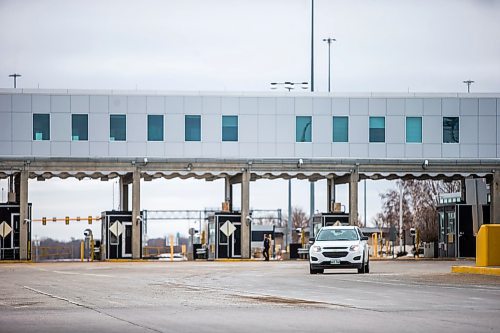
<box><xmin>31</xmin><ymin>114</ymin><xmax>460</xmax><ymax>144</ymax></box>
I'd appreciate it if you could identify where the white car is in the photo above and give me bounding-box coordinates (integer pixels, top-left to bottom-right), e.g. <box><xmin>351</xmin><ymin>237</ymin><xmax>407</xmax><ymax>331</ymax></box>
<box><xmin>309</xmin><ymin>226</ymin><xmax>370</xmax><ymax>274</ymax></box>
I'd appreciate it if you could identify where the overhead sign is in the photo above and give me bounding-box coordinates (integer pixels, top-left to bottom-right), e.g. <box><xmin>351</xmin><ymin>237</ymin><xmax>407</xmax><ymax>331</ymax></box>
<box><xmin>220</xmin><ymin>220</ymin><xmax>236</xmax><ymax>237</ymax></box>
<box><xmin>0</xmin><ymin>221</ymin><xmax>12</xmax><ymax>238</ymax></box>
<box><xmin>109</xmin><ymin>220</ymin><xmax>124</xmax><ymax>237</ymax></box>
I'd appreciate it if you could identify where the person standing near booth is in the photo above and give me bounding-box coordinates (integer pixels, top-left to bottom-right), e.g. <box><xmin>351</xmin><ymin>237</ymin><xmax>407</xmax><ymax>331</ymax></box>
<box><xmin>263</xmin><ymin>234</ymin><xmax>270</xmax><ymax>261</ymax></box>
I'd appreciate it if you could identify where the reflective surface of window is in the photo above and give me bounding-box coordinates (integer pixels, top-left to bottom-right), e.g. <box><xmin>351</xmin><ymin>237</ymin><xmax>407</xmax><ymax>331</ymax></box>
<box><xmin>185</xmin><ymin>115</ymin><xmax>201</xmax><ymax>141</ymax></box>
<box><xmin>110</xmin><ymin>115</ymin><xmax>126</xmax><ymax>141</ymax></box>
<box><xmin>222</xmin><ymin>115</ymin><xmax>238</xmax><ymax>141</ymax></box>
<box><xmin>296</xmin><ymin>116</ymin><xmax>312</xmax><ymax>142</ymax></box>
<box><xmin>332</xmin><ymin>116</ymin><xmax>348</xmax><ymax>142</ymax></box>
<box><xmin>33</xmin><ymin>114</ymin><xmax>50</xmax><ymax>140</ymax></box>
<box><xmin>443</xmin><ymin>117</ymin><xmax>459</xmax><ymax>143</ymax></box>
<box><xmin>72</xmin><ymin>114</ymin><xmax>88</xmax><ymax>141</ymax></box>
<box><xmin>406</xmin><ymin>117</ymin><xmax>422</xmax><ymax>143</ymax></box>
<box><xmin>148</xmin><ymin>115</ymin><xmax>164</xmax><ymax>141</ymax></box>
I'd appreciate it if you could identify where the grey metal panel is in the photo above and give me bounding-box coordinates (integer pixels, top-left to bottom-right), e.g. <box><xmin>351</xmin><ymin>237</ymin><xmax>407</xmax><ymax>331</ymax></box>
<box><xmin>479</xmin><ymin>144</ymin><xmax>496</xmax><ymax>158</ymax></box>
<box><xmin>165</xmin><ymin>96</ymin><xmax>184</xmax><ymax>114</ymax></box>
<box><xmin>0</xmin><ymin>141</ymin><xmax>12</xmax><ymax>155</ymax></box>
<box><xmin>276</xmin><ymin>97</ymin><xmax>294</xmax><ymax>115</ymax></box>
<box><xmin>51</xmin><ymin>142</ymin><xmax>70</xmax><ymax>156</ymax></box>
<box><xmin>387</xmin><ymin>144</ymin><xmax>405</xmax><ymax>158</ymax></box>
<box><xmin>109</xmin><ymin>95</ymin><xmax>127</xmax><ymax>113</ymax></box>
<box><xmin>423</xmin><ymin>98</ymin><xmax>441</xmax><ymax>115</ymax></box>
<box><xmin>51</xmin><ymin>113</ymin><xmax>71</xmax><ymax>142</ymax></box>
<box><xmin>422</xmin><ymin>144</ymin><xmax>441</xmax><ymax>158</ymax></box>
<box><xmin>127</xmin><ymin>142</ymin><xmax>147</xmax><ymax>157</ymax></box>
<box><xmin>165</xmin><ymin>114</ymin><xmax>184</xmax><ymax>142</ymax></box>
<box><xmin>146</xmin><ymin>96</ymin><xmax>165</xmax><ymax>114</ymax></box>
<box><xmin>32</xmin><ymin>95</ymin><xmax>50</xmax><ymax>113</ymax></box>
<box><xmin>71</xmin><ymin>95</ymin><xmax>89</xmax><ymax>113</ymax></box>
<box><xmin>258</xmin><ymin>115</ymin><xmax>276</xmax><ymax>143</ymax></box>
<box><xmin>12</xmin><ymin>94</ymin><xmax>31</xmax><ymax>112</ymax></box>
<box><xmin>460</xmin><ymin>116</ymin><xmax>478</xmax><ymax>144</ymax></box>
<box><xmin>128</xmin><ymin>96</ymin><xmax>147</xmax><ymax>113</ymax></box>
<box><xmin>405</xmin><ymin>144</ymin><xmax>423</xmax><ymax>158</ymax></box>
<box><xmin>497</xmin><ymin>114</ymin><xmax>500</xmax><ymax>147</ymax></box>
<box><xmin>90</xmin><ymin>95</ymin><xmax>109</xmax><ymax>113</ymax></box>
<box><xmin>184</xmin><ymin>96</ymin><xmax>202</xmax><ymax>115</ymax></box>
<box><xmin>295</xmin><ymin>143</ymin><xmax>313</xmax><ymax>157</ymax></box>
<box><xmin>202</xmin><ymin>96</ymin><xmax>221</xmax><ymax>115</ymax></box>
<box><xmin>220</xmin><ymin>142</ymin><xmax>239</xmax><ymax>158</ymax></box>
<box><xmin>369</xmin><ymin>98</ymin><xmax>386</xmax><ymax>115</ymax></box>
<box><xmin>442</xmin><ymin>98</ymin><xmax>459</xmax><ymax>116</ymax></box>
<box><xmin>146</xmin><ymin>142</ymin><xmax>164</xmax><ymax>157</ymax></box>
<box><xmin>12</xmin><ymin>113</ymin><xmax>31</xmax><ymax>141</ymax></box>
<box><xmin>0</xmin><ymin>113</ymin><xmax>11</xmax><ymax>141</ymax></box>
<box><xmin>0</xmin><ymin>94</ymin><xmax>11</xmax><ymax>112</ymax></box>
<box><xmin>183</xmin><ymin>142</ymin><xmax>202</xmax><ymax>157</ymax></box>
<box><xmin>442</xmin><ymin>144</ymin><xmax>459</xmax><ymax>158</ymax></box>
<box><xmin>240</xmin><ymin>97</ymin><xmax>258</xmax><ymax>115</ymax></box>
<box><xmin>276</xmin><ymin>115</ymin><xmax>294</xmax><ymax>143</ymax></box>
<box><xmin>70</xmin><ymin>141</ymin><xmax>90</xmax><ymax>157</ymax></box>
<box><xmin>385</xmin><ymin>116</ymin><xmax>404</xmax><ymax>144</ymax></box>
<box><xmin>314</xmin><ymin>115</ymin><xmax>331</xmax><ymax>144</ymax></box>
<box><xmin>275</xmin><ymin>143</ymin><xmax>294</xmax><ymax>158</ymax></box>
<box><xmin>332</xmin><ymin>143</ymin><xmax>349</xmax><ymax>157</ymax></box>
<box><xmin>239</xmin><ymin>115</ymin><xmax>258</xmax><ymax>143</ymax></box>
<box><xmin>349</xmin><ymin>98</ymin><xmax>368</xmax><ymax>115</ymax></box>
<box><xmin>460</xmin><ymin>144</ymin><xmax>478</xmax><ymax>158</ymax></box>
<box><xmin>460</xmin><ymin>98</ymin><xmax>478</xmax><ymax>115</ymax></box>
<box><xmin>386</xmin><ymin>98</ymin><xmax>405</xmax><ymax>116</ymax></box>
<box><xmin>349</xmin><ymin>144</ymin><xmax>368</xmax><ymax>158</ymax></box>
<box><xmin>165</xmin><ymin>142</ymin><xmax>184</xmax><ymax>157</ymax></box>
<box><xmin>89</xmin><ymin>114</ymin><xmax>109</xmax><ymax>142</ymax></box>
<box><xmin>478</xmin><ymin>116</ymin><xmax>496</xmax><ymax>144</ymax></box>
<box><xmin>32</xmin><ymin>141</ymin><xmax>51</xmax><ymax>156</ymax></box>
<box><xmin>313</xmin><ymin>98</ymin><xmax>330</xmax><ymax>115</ymax></box>
<box><xmin>313</xmin><ymin>143</ymin><xmax>331</xmax><ymax>158</ymax></box>
<box><xmin>51</xmin><ymin>95</ymin><xmax>70</xmax><ymax>113</ymax></box>
<box><xmin>89</xmin><ymin>142</ymin><xmax>109</xmax><ymax>157</ymax></box>
<box><xmin>479</xmin><ymin>98</ymin><xmax>496</xmax><ymax>116</ymax></box>
<box><xmin>349</xmin><ymin>116</ymin><xmax>368</xmax><ymax>143</ymax></box>
<box><xmin>201</xmin><ymin>143</ymin><xmax>221</xmax><ymax>158</ymax></box>
<box><xmin>405</xmin><ymin>98</ymin><xmax>423</xmax><ymax>116</ymax></box>
<box><xmin>109</xmin><ymin>142</ymin><xmax>127</xmax><ymax>157</ymax></box>
<box><xmin>203</xmin><ymin>114</ymin><xmax>220</xmax><ymax>142</ymax></box>
<box><xmin>295</xmin><ymin>97</ymin><xmax>312</xmax><ymax>115</ymax></box>
<box><xmin>12</xmin><ymin>141</ymin><xmax>31</xmax><ymax>155</ymax></box>
<box><xmin>369</xmin><ymin>144</ymin><xmax>386</xmax><ymax>158</ymax></box>
<box><xmin>221</xmin><ymin>97</ymin><xmax>239</xmax><ymax>115</ymax></box>
<box><xmin>258</xmin><ymin>143</ymin><xmax>277</xmax><ymax>158</ymax></box>
<box><xmin>239</xmin><ymin>143</ymin><xmax>258</xmax><ymax>158</ymax></box>
<box><xmin>422</xmin><ymin>115</ymin><xmax>441</xmax><ymax>144</ymax></box>
<box><xmin>127</xmin><ymin>114</ymin><xmax>147</xmax><ymax>142</ymax></box>
<box><xmin>332</xmin><ymin>98</ymin><xmax>349</xmax><ymax>115</ymax></box>
<box><xmin>258</xmin><ymin>97</ymin><xmax>276</xmax><ymax>115</ymax></box>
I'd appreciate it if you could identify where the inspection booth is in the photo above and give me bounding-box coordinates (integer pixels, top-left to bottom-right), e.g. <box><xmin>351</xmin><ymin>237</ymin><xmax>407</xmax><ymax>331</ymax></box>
<box><xmin>0</xmin><ymin>203</ymin><xmax>32</xmax><ymax>260</ymax></box>
<box><xmin>207</xmin><ymin>212</ymin><xmax>245</xmax><ymax>259</ymax></box>
<box><xmin>101</xmin><ymin>211</ymin><xmax>141</xmax><ymax>259</ymax></box>
<box><xmin>311</xmin><ymin>212</ymin><xmax>350</xmax><ymax>238</ymax></box>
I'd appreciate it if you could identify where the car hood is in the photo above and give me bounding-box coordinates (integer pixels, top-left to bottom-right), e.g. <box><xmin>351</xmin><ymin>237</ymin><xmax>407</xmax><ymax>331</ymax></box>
<box><xmin>313</xmin><ymin>240</ymin><xmax>361</xmax><ymax>248</ymax></box>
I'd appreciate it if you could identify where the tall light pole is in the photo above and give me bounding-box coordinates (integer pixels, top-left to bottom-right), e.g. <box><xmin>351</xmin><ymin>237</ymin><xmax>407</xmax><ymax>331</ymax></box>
<box><xmin>9</xmin><ymin>73</ymin><xmax>21</xmax><ymax>88</ymax></box>
<box><xmin>463</xmin><ymin>80</ymin><xmax>474</xmax><ymax>93</ymax></box>
<box><xmin>311</xmin><ymin>0</ymin><xmax>314</xmax><ymax>92</ymax></box>
<box><xmin>322</xmin><ymin>38</ymin><xmax>336</xmax><ymax>92</ymax></box>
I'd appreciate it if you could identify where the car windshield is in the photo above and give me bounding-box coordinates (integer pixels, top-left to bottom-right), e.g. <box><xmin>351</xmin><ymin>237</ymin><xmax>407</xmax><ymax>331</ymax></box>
<box><xmin>316</xmin><ymin>229</ymin><xmax>359</xmax><ymax>241</ymax></box>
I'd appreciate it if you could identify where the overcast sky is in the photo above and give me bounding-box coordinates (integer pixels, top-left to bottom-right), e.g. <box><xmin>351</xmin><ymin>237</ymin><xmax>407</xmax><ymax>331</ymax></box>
<box><xmin>1</xmin><ymin>0</ymin><xmax>499</xmax><ymax>241</ymax></box>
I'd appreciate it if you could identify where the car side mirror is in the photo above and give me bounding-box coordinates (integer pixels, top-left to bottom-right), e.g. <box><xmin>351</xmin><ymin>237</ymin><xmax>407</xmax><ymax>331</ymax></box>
<box><xmin>308</xmin><ymin>237</ymin><xmax>315</xmax><ymax>244</ymax></box>
<box><xmin>361</xmin><ymin>236</ymin><xmax>368</xmax><ymax>241</ymax></box>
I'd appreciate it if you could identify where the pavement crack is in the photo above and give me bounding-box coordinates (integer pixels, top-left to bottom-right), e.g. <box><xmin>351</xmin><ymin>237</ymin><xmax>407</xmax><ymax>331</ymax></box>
<box><xmin>23</xmin><ymin>286</ymin><xmax>164</xmax><ymax>333</ymax></box>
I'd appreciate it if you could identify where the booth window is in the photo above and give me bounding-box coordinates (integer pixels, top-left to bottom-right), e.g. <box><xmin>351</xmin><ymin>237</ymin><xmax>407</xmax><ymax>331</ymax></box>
<box><xmin>222</xmin><ymin>115</ymin><xmax>238</xmax><ymax>141</ymax></box>
<box><xmin>185</xmin><ymin>115</ymin><xmax>201</xmax><ymax>141</ymax></box>
<box><xmin>148</xmin><ymin>115</ymin><xmax>164</xmax><ymax>141</ymax></box>
<box><xmin>369</xmin><ymin>116</ymin><xmax>385</xmax><ymax>142</ymax></box>
<box><xmin>332</xmin><ymin>116</ymin><xmax>348</xmax><ymax>142</ymax></box>
<box><xmin>296</xmin><ymin>116</ymin><xmax>312</xmax><ymax>142</ymax></box>
<box><xmin>72</xmin><ymin>114</ymin><xmax>88</xmax><ymax>141</ymax></box>
<box><xmin>406</xmin><ymin>117</ymin><xmax>422</xmax><ymax>143</ymax></box>
<box><xmin>443</xmin><ymin>117</ymin><xmax>459</xmax><ymax>143</ymax></box>
<box><xmin>33</xmin><ymin>114</ymin><xmax>50</xmax><ymax>140</ymax></box>
<box><xmin>110</xmin><ymin>115</ymin><xmax>126</xmax><ymax>141</ymax></box>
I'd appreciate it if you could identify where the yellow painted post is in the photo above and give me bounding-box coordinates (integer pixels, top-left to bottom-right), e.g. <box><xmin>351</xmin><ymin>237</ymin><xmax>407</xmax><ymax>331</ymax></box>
<box><xmin>80</xmin><ymin>240</ymin><xmax>84</xmax><ymax>262</ymax></box>
<box><xmin>90</xmin><ymin>239</ymin><xmax>94</xmax><ymax>262</ymax></box>
<box><xmin>169</xmin><ymin>235</ymin><xmax>174</xmax><ymax>262</ymax></box>
<box><xmin>476</xmin><ymin>225</ymin><xmax>500</xmax><ymax>267</ymax></box>
<box><xmin>181</xmin><ymin>244</ymin><xmax>186</xmax><ymax>256</ymax></box>
<box><xmin>374</xmin><ymin>233</ymin><xmax>378</xmax><ymax>258</ymax></box>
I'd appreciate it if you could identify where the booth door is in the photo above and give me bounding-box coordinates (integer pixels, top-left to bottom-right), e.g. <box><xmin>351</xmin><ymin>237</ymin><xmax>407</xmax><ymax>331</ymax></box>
<box><xmin>217</xmin><ymin>218</ymin><xmax>241</xmax><ymax>259</ymax></box>
<box><xmin>122</xmin><ymin>223</ymin><xmax>132</xmax><ymax>258</ymax></box>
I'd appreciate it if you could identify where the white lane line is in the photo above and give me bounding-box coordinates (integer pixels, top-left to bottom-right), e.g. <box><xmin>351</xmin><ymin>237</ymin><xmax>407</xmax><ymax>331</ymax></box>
<box><xmin>51</xmin><ymin>270</ymin><xmax>113</xmax><ymax>278</ymax></box>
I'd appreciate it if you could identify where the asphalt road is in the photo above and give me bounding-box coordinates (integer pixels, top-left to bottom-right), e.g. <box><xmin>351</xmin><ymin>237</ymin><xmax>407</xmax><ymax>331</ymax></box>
<box><xmin>0</xmin><ymin>260</ymin><xmax>499</xmax><ymax>333</ymax></box>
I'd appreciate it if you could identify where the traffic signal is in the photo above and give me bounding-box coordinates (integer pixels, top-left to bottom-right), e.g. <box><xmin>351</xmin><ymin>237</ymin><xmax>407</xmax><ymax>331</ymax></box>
<box><xmin>65</xmin><ymin>216</ymin><xmax>70</xmax><ymax>225</ymax></box>
<box><xmin>88</xmin><ymin>216</ymin><xmax>92</xmax><ymax>225</ymax></box>
<box><xmin>42</xmin><ymin>217</ymin><xmax>46</xmax><ymax>225</ymax></box>
<box><xmin>410</xmin><ymin>228</ymin><xmax>416</xmax><ymax>237</ymax></box>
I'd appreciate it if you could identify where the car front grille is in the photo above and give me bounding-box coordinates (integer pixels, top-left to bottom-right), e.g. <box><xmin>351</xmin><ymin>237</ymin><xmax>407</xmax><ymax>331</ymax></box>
<box><xmin>322</xmin><ymin>251</ymin><xmax>348</xmax><ymax>258</ymax></box>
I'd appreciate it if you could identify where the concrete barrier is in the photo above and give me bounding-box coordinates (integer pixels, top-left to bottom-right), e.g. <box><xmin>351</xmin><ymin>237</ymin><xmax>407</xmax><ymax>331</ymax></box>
<box><xmin>476</xmin><ymin>224</ymin><xmax>500</xmax><ymax>267</ymax></box>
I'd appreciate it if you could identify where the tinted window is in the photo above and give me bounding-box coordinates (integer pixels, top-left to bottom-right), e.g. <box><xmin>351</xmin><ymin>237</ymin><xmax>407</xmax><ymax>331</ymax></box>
<box><xmin>148</xmin><ymin>115</ymin><xmax>164</xmax><ymax>141</ymax></box>
<box><xmin>406</xmin><ymin>117</ymin><xmax>422</xmax><ymax>143</ymax></box>
<box><xmin>333</xmin><ymin>116</ymin><xmax>348</xmax><ymax>142</ymax></box>
<box><xmin>369</xmin><ymin>116</ymin><xmax>385</xmax><ymax>143</ymax></box>
<box><xmin>222</xmin><ymin>115</ymin><xmax>238</xmax><ymax>141</ymax></box>
<box><xmin>317</xmin><ymin>229</ymin><xmax>359</xmax><ymax>241</ymax></box>
<box><xmin>185</xmin><ymin>115</ymin><xmax>201</xmax><ymax>141</ymax></box>
<box><xmin>72</xmin><ymin>114</ymin><xmax>88</xmax><ymax>141</ymax></box>
<box><xmin>110</xmin><ymin>115</ymin><xmax>126</xmax><ymax>141</ymax></box>
<box><xmin>443</xmin><ymin>117</ymin><xmax>459</xmax><ymax>143</ymax></box>
<box><xmin>33</xmin><ymin>114</ymin><xmax>50</xmax><ymax>140</ymax></box>
<box><xmin>296</xmin><ymin>116</ymin><xmax>312</xmax><ymax>142</ymax></box>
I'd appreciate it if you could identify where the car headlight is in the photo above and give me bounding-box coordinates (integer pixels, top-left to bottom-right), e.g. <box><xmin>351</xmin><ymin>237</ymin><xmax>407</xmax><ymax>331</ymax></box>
<box><xmin>349</xmin><ymin>245</ymin><xmax>360</xmax><ymax>252</ymax></box>
<box><xmin>311</xmin><ymin>245</ymin><xmax>322</xmax><ymax>253</ymax></box>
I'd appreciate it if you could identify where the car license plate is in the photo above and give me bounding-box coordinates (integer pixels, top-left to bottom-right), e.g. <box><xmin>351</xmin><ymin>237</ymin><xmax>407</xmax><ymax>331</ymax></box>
<box><xmin>330</xmin><ymin>259</ymin><xmax>340</xmax><ymax>264</ymax></box>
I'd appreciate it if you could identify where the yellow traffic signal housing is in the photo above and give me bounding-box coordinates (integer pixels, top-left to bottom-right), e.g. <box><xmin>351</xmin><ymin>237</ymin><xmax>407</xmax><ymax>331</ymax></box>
<box><xmin>42</xmin><ymin>217</ymin><xmax>47</xmax><ymax>225</ymax></box>
<box><xmin>88</xmin><ymin>216</ymin><xmax>92</xmax><ymax>224</ymax></box>
<box><xmin>65</xmin><ymin>216</ymin><xmax>70</xmax><ymax>225</ymax></box>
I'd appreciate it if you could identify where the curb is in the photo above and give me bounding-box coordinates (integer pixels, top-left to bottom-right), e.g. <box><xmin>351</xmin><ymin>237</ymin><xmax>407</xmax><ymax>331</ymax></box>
<box><xmin>451</xmin><ymin>265</ymin><xmax>500</xmax><ymax>276</ymax></box>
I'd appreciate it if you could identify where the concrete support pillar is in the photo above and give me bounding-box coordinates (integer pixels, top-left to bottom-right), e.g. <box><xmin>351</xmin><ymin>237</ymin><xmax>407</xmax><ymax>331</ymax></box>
<box><xmin>131</xmin><ymin>169</ymin><xmax>141</xmax><ymax>259</ymax></box>
<box><xmin>19</xmin><ymin>170</ymin><xmax>29</xmax><ymax>260</ymax></box>
<box><xmin>349</xmin><ymin>169</ymin><xmax>359</xmax><ymax>226</ymax></box>
<box><xmin>491</xmin><ymin>171</ymin><xmax>500</xmax><ymax>224</ymax></box>
<box><xmin>225</xmin><ymin>176</ymin><xmax>233</xmax><ymax>211</ymax></box>
<box><xmin>119</xmin><ymin>177</ymin><xmax>129</xmax><ymax>211</ymax></box>
<box><xmin>240</xmin><ymin>170</ymin><xmax>250</xmax><ymax>259</ymax></box>
<box><xmin>327</xmin><ymin>178</ymin><xmax>335</xmax><ymax>212</ymax></box>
